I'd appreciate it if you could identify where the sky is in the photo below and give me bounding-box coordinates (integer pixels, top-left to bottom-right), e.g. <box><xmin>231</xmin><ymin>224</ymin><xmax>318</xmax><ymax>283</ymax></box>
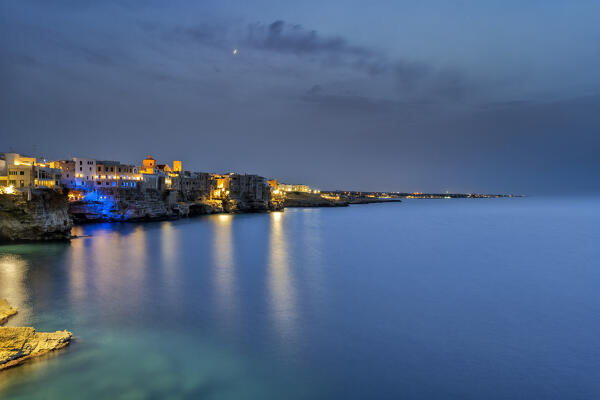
<box><xmin>1</xmin><ymin>0</ymin><xmax>599</xmax><ymax>194</ymax></box>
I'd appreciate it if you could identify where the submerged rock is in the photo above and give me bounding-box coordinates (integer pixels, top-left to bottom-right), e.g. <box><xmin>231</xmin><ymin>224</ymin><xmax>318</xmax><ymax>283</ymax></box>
<box><xmin>0</xmin><ymin>299</ymin><xmax>72</xmax><ymax>371</ymax></box>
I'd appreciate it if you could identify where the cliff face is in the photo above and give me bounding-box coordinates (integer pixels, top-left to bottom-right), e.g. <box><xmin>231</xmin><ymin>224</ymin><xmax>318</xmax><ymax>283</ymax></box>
<box><xmin>69</xmin><ymin>188</ymin><xmax>175</xmax><ymax>222</ymax></box>
<box><xmin>223</xmin><ymin>198</ymin><xmax>276</xmax><ymax>213</ymax></box>
<box><xmin>0</xmin><ymin>189</ymin><xmax>72</xmax><ymax>242</ymax></box>
<box><xmin>70</xmin><ymin>189</ymin><xmax>280</xmax><ymax>222</ymax></box>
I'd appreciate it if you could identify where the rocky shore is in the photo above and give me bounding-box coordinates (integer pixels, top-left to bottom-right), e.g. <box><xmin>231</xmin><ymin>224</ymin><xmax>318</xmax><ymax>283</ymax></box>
<box><xmin>0</xmin><ymin>299</ymin><xmax>72</xmax><ymax>371</ymax></box>
<box><xmin>70</xmin><ymin>191</ymin><xmax>282</xmax><ymax>223</ymax></box>
<box><xmin>283</xmin><ymin>192</ymin><xmax>403</xmax><ymax>207</ymax></box>
<box><xmin>283</xmin><ymin>192</ymin><xmax>349</xmax><ymax>207</ymax></box>
<box><xmin>0</xmin><ymin>188</ymin><xmax>394</xmax><ymax>242</ymax></box>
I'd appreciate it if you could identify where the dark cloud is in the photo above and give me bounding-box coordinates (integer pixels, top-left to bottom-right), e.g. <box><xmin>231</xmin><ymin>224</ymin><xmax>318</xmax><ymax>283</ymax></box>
<box><xmin>246</xmin><ymin>20</ymin><xmax>373</xmax><ymax>57</ymax></box>
<box><xmin>166</xmin><ymin>18</ymin><xmax>473</xmax><ymax>101</ymax></box>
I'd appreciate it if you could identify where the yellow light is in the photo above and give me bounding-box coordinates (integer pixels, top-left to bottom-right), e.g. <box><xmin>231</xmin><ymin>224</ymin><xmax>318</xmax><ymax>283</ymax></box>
<box><xmin>5</xmin><ymin>185</ymin><xmax>15</xmax><ymax>194</ymax></box>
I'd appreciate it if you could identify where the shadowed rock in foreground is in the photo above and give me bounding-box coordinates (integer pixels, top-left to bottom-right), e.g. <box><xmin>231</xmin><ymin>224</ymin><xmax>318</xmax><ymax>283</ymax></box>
<box><xmin>0</xmin><ymin>299</ymin><xmax>72</xmax><ymax>371</ymax></box>
<box><xmin>0</xmin><ymin>189</ymin><xmax>72</xmax><ymax>242</ymax></box>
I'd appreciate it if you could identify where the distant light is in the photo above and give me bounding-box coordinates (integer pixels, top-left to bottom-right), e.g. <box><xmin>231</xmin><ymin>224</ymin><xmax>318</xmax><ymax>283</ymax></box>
<box><xmin>233</xmin><ymin>48</ymin><xmax>238</xmax><ymax>55</ymax></box>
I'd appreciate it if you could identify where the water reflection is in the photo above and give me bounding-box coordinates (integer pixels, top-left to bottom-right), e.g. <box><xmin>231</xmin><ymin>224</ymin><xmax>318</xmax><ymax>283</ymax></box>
<box><xmin>0</xmin><ymin>254</ymin><xmax>30</xmax><ymax>324</ymax></box>
<box><xmin>67</xmin><ymin>225</ymin><xmax>150</xmax><ymax>317</ymax></box>
<box><xmin>268</xmin><ymin>211</ymin><xmax>297</xmax><ymax>343</ymax></box>
<box><xmin>68</xmin><ymin>237</ymin><xmax>88</xmax><ymax>308</ymax></box>
<box><xmin>160</xmin><ymin>221</ymin><xmax>180</xmax><ymax>306</ymax></box>
<box><xmin>212</xmin><ymin>214</ymin><xmax>237</xmax><ymax>319</ymax></box>
<box><xmin>300</xmin><ymin>209</ymin><xmax>326</xmax><ymax>303</ymax></box>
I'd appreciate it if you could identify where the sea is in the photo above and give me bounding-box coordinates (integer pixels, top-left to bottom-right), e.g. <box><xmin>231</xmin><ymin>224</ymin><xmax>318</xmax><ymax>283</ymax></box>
<box><xmin>0</xmin><ymin>197</ymin><xmax>599</xmax><ymax>399</ymax></box>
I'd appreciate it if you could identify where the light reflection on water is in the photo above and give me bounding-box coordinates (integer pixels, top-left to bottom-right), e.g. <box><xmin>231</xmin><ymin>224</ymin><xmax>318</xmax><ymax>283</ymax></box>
<box><xmin>0</xmin><ymin>254</ymin><xmax>30</xmax><ymax>324</ymax></box>
<box><xmin>160</xmin><ymin>221</ymin><xmax>181</xmax><ymax>308</ymax></box>
<box><xmin>268</xmin><ymin>211</ymin><xmax>297</xmax><ymax>345</ymax></box>
<box><xmin>0</xmin><ymin>199</ymin><xmax>599</xmax><ymax>400</ymax></box>
<box><xmin>212</xmin><ymin>214</ymin><xmax>238</xmax><ymax>322</ymax></box>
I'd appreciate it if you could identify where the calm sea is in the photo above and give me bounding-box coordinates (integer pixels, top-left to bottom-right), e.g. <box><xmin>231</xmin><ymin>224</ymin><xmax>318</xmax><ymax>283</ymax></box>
<box><xmin>1</xmin><ymin>198</ymin><xmax>599</xmax><ymax>399</ymax></box>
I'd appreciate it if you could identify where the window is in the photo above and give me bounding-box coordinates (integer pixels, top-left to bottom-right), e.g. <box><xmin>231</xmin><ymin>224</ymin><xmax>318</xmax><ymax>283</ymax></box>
<box><xmin>79</xmin><ymin>160</ymin><xmax>82</xmax><ymax>165</ymax></box>
<box><xmin>19</xmin><ymin>171</ymin><xmax>24</xmax><ymax>175</ymax></box>
<box><xmin>80</xmin><ymin>167</ymin><xmax>83</xmax><ymax>171</ymax></box>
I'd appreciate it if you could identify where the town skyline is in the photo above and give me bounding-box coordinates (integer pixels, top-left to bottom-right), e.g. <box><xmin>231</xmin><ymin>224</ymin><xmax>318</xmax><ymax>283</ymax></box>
<box><xmin>2</xmin><ymin>1</ymin><xmax>599</xmax><ymax>194</ymax></box>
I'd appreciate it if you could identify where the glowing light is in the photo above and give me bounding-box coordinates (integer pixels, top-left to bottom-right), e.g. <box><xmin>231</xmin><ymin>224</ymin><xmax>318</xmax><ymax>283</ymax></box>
<box><xmin>233</xmin><ymin>48</ymin><xmax>238</xmax><ymax>55</ymax></box>
<box><xmin>4</xmin><ymin>185</ymin><xmax>15</xmax><ymax>194</ymax></box>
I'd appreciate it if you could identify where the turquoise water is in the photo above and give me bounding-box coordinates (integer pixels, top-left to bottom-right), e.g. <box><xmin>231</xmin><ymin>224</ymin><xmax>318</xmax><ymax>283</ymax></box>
<box><xmin>1</xmin><ymin>198</ymin><xmax>599</xmax><ymax>399</ymax></box>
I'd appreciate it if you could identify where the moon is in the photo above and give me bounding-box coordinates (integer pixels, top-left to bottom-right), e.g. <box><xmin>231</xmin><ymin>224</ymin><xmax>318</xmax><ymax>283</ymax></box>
<box><xmin>233</xmin><ymin>48</ymin><xmax>238</xmax><ymax>55</ymax></box>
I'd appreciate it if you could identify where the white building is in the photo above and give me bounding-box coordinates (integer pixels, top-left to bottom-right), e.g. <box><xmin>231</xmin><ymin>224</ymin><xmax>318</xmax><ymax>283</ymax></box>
<box><xmin>72</xmin><ymin>157</ymin><xmax>96</xmax><ymax>186</ymax></box>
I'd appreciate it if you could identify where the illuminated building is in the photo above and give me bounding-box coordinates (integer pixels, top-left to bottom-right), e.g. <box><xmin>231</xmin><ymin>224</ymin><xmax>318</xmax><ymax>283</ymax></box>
<box><xmin>94</xmin><ymin>161</ymin><xmax>141</xmax><ymax>189</ymax></box>
<box><xmin>173</xmin><ymin>160</ymin><xmax>182</xmax><ymax>172</ymax></box>
<box><xmin>140</xmin><ymin>155</ymin><xmax>157</xmax><ymax>174</ymax></box>
<box><xmin>211</xmin><ymin>174</ymin><xmax>231</xmax><ymax>199</ymax></box>
<box><xmin>0</xmin><ymin>153</ymin><xmax>61</xmax><ymax>189</ymax></box>
<box><xmin>72</xmin><ymin>157</ymin><xmax>97</xmax><ymax>186</ymax></box>
<box><xmin>277</xmin><ymin>183</ymin><xmax>316</xmax><ymax>193</ymax></box>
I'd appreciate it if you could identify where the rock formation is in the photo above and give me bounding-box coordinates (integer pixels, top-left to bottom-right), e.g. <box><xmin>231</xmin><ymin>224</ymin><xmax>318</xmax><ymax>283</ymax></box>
<box><xmin>69</xmin><ymin>188</ymin><xmax>281</xmax><ymax>222</ymax></box>
<box><xmin>283</xmin><ymin>192</ymin><xmax>349</xmax><ymax>207</ymax></box>
<box><xmin>69</xmin><ymin>188</ymin><xmax>176</xmax><ymax>222</ymax></box>
<box><xmin>0</xmin><ymin>189</ymin><xmax>72</xmax><ymax>242</ymax></box>
<box><xmin>0</xmin><ymin>299</ymin><xmax>17</xmax><ymax>325</ymax></box>
<box><xmin>0</xmin><ymin>299</ymin><xmax>72</xmax><ymax>371</ymax></box>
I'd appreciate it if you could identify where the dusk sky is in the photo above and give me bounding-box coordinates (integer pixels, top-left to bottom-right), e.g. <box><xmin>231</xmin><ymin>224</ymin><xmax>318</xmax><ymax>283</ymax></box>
<box><xmin>1</xmin><ymin>0</ymin><xmax>599</xmax><ymax>194</ymax></box>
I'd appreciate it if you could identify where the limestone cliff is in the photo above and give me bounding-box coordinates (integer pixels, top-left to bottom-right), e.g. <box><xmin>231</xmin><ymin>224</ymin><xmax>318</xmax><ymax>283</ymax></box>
<box><xmin>0</xmin><ymin>189</ymin><xmax>72</xmax><ymax>242</ymax></box>
<box><xmin>70</xmin><ymin>189</ymin><xmax>280</xmax><ymax>222</ymax></box>
<box><xmin>70</xmin><ymin>188</ymin><xmax>176</xmax><ymax>222</ymax></box>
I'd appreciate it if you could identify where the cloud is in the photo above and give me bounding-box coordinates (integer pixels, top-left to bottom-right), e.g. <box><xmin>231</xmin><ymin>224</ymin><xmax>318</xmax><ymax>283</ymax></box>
<box><xmin>242</xmin><ymin>20</ymin><xmax>472</xmax><ymax>101</ymax></box>
<box><xmin>164</xmin><ymin>18</ymin><xmax>473</xmax><ymax>101</ymax></box>
<box><xmin>246</xmin><ymin>20</ymin><xmax>372</xmax><ymax>57</ymax></box>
